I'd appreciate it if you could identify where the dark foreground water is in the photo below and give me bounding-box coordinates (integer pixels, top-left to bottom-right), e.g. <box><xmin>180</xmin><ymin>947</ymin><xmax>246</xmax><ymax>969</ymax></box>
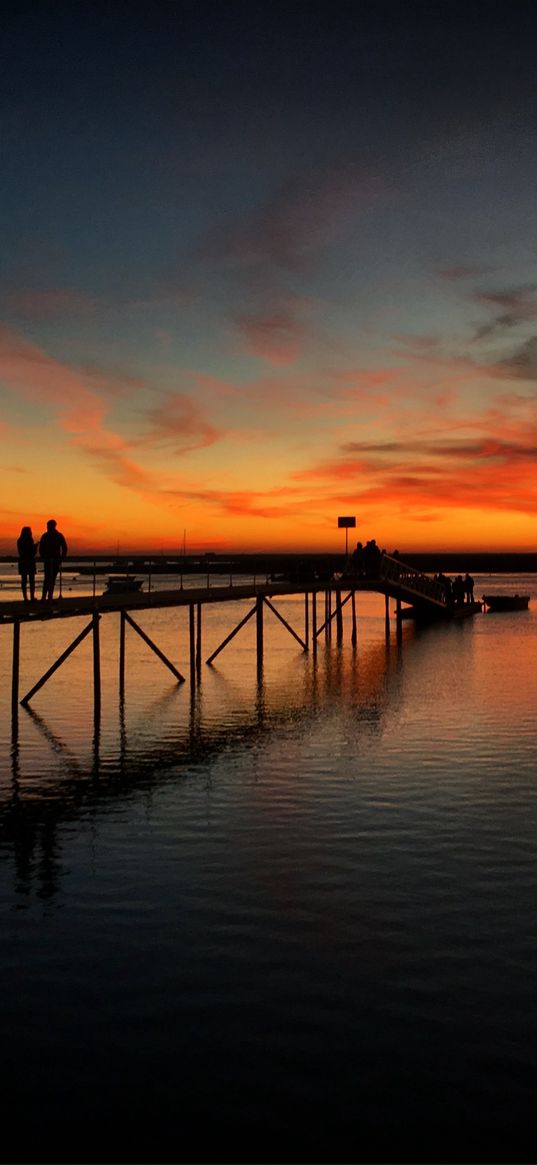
<box><xmin>1</xmin><ymin>574</ymin><xmax>537</xmax><ymax>1162</ymax></box>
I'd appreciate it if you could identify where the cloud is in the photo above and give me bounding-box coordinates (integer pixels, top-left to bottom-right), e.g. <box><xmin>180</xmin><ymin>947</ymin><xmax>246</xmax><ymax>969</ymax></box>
<box><xmin>438</xmin><ymin>265</ymin><xmax>495</xmax><ymax>281</ymax></box>
<box><xmin>288</xmin><ymin>401</ymin><xmax>537</xmax><ymax>518</ymax></box>
<box><xmin>197</xmin><ymin>163</ymin><xmax>379</xmax><ymax>365</ymax></box>
<box><xmin>232</xmin><ymin>301</ymin><xmax>311</xmax><ymax>365</ymax></box>
<box><xmin>201</xmin><ymin>164</ymin><xmax>376</xmax><ymax>278</ymax></box>
<box><xmin>139</xmin><ymin>391</ymin><xmax>221</xmax><ymax>453</ymax></box>
<box><xmin>494</xmin><ymin>335</ymin><xmax>537</xmax><ymax>381</ymax></box>
<box><xmin>0</xmin><ymin>283</ymin><xmax>195</xmax><ymax>325</ymax></box>
<box><xmin>472</xmin><ymin>284</ymin><xmax>537</xmax><ymax>340</ymax></box>
<box><xmin>0</xmin><ymin>325</ymin><xmax>221</xmax><ymax>509</ymax></box>
<box><xmin>0</xmin><ymin>323</ymin><xmax>106</xmax><ymax>430</ymax></box>
<box><xmin>0</xmin><ymin>288</ymin><xmax>99</xmax><ymax>322</ymax></box>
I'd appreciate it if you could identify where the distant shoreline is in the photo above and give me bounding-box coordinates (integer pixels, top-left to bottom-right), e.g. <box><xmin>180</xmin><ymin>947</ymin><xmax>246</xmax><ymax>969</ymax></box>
<box><xmin>2</xmin><ymin>551</ymin><xmax>537</xmax><ymax>574</ymax></box>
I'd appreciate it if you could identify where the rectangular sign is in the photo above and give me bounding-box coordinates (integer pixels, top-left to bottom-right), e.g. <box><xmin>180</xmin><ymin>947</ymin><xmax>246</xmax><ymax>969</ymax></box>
<box><xmin>337</xmin><ymin>516</ymin><xmax>356</xmax><ymax>528</ymax></box>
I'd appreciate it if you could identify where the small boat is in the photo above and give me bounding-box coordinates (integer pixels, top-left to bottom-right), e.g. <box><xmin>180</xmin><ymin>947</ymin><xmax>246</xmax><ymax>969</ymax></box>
<box><xmin>482</xmin><ymin>593</ymin><xmax>530</xmax><ymax>612</ymax></box>
<box><xmin>104</xmin><ymin>575</ymin><xmax>144</xmax><ymax>595</ymax></box>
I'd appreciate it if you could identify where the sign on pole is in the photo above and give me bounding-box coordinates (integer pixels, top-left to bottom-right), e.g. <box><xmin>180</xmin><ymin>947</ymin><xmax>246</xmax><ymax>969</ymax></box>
<box><xmin>337</xmin><ymin>516</ymin><xmax>356</xmax><ymax>560</ymax></box>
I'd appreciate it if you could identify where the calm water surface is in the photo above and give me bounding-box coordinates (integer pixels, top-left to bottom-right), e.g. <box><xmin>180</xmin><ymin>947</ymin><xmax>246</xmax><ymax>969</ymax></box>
<box><xmin>1</xmin><ymin>573</ymin><xmax>537</xmax><ymax>1162</ymax></box>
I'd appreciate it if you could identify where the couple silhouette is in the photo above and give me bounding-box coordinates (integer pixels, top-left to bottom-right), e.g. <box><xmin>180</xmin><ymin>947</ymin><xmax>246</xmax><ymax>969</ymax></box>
<box><xmin>17</xmin><ymin>519</ymin><xmax>68</xmax><ymax>602</ymax></box>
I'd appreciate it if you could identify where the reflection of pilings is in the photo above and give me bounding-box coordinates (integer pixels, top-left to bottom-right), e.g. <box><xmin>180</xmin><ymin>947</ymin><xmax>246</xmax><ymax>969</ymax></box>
<box><xmin>351</xmin><ymin>590</ymin><xmax>357</xmax><ymax>647</ymax></box>
<box><xmin>10</xmin><ymin>705</ymin><xmax>20</xmax><ymax>786</ymax></box>
<box><xmin>305</xmin><ymin>592</ymin><xmax>309</xmax><ymax>651</ymax></box>
<box><xmin>385</xmin><ymin>594</ymin><xmax>390</xmax><ymax>639</ymax></box>
<box><xmin>196</xmin><ymin>603</ymin><xmax>202</xmax><ymax>681</ymax></box>
<box><xmin>11</xmin><ymin>620</ymin><xmax>20</xmax><ymax>715</ymax></box>
<box><xmin>312</xmin><ymin>591</ymin><xmax>317</xmax><ymax>660</ymax></box>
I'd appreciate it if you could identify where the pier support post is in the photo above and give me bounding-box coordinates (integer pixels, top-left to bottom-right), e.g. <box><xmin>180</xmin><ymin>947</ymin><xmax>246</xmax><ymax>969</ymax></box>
<box><xmin>396</xmin><ymin>598</ymin><xmax>403</xmax><ymax>644</ymax></box>
<box><xmin>305</xmin><ymin>592</ymin><xmax>309</xmax><ymax>651</ymax></box>
<box><xmin>196</xmin><ymin>603</ymin><xmax>202</xmax><ymax>682</ymax></box>
<box><xmin>312</xmin><ymin>590</ymin><xmax>317</xmax><ymax>660</ymax></box>
<box><xmin>335</xmin><ymin>589</ymin><xmax>343</xmax><ymax>644</ymax></box>
<box><xmin>119</xmin><ymin>610</ymin><xmax>126</xmax><ymax>696</ymax></box>
<box><xmin>256</xmin><ymin>594</ymin><xmax>264</xmax><ymax>668</ymax></box>
<box><xmin>189</xmin><ymin>605</ymin><xmax>196</xmax><ymax>686</ymax></box>
<box><xmin>385</xmin><ymin>594</ymin><xmax>390</xmax><ymax>639</ymax></box>
<box><xmin>351</xmin><ymin>590</ymin><xmax>357</xmax><ymax>647</ymax></box>
<box><xmin>93</xmin><ymin>611</ymin><xmax>101</xmax><ymax>719</ymax></box>
<box><xmin>12</xmin><ymin>620</ymin><xmax>20</xmax><ymax>716</ymax></box>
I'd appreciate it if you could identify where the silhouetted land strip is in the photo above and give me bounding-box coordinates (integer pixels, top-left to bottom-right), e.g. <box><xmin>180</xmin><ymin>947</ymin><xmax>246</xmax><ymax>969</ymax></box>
<box><xmin>3</xmin><ymin>551</ymin><xmax>537</xmax><ymax>575</ymax></box>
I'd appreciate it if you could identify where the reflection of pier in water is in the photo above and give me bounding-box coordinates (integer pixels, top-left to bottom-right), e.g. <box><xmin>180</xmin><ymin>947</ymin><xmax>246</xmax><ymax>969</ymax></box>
<box><xmin>1</xmin><ymin>554</ymin><xmax>477</xmax><ymax>718</ymax></box>
<box><xmin>2</xmin><ymin>627</ymin><xmax>414</xmax><ymax>899</ymax></box>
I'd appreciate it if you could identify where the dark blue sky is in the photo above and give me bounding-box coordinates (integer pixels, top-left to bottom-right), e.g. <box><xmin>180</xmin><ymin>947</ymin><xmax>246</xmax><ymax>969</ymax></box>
<box><xmin>2</xmin><ymin>1</ymin><xmax>537</xmax><ymax>552</ymax></box>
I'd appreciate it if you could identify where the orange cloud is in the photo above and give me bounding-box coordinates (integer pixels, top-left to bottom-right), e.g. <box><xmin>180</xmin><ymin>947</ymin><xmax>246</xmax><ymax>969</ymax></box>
<box><xmin>0</xmin><ymin>325</ymin><xmax>220</xmax><ymax>513</ymax></box>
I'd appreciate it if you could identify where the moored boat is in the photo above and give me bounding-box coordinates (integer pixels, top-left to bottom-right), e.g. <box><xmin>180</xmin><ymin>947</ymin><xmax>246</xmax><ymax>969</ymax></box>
<box><xmin>104</xmin><ymin>575</ymin><xmax>144</xmax><ymax>595</ymax></box>
<box><xmin>482</xmin><ymin>593</ymin><xmax>530</xmax><ymax>612</ymax></box>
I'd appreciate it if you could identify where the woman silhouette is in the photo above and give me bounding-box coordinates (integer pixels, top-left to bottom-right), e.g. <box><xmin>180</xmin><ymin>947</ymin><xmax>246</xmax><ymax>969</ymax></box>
<box><xmin>17</xmin><ymin>526</ymin><xmax>38</xmax><ymax>602</ymax></box>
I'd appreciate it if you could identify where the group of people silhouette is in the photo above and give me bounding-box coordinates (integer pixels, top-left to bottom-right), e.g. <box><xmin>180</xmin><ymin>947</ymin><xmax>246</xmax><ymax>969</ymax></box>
<box><xmin>435</xmin><ymin>571</ymin><xmax>474</xmax><ymax>605</ymax></box>
<box><xmin>347</xmin><ymin>544</ymin><xmax>476</xmax><ymax>609</ymax></box>
<box><xmin>17</xmin><ymin>520</ymin><xmax>68</xmax><ymax>602</ymax></box>
<box><xmin>350</xmin><ymin>539</ymin><xmax>384</xmax><ymax>578</ymax></box>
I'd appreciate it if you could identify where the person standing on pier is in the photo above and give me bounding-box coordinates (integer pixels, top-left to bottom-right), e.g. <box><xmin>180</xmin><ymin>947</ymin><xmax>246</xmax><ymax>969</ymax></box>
<box><xmin>17</xmin><ymin>526</ymin><xmax>38</xmax><ymax>602</ymax></box>
<box><xmin>351</xmin><ymin>541</ymin><xmax>364</xmax><ymax>577</ymax></box>
<box><xmin>464</xmin><ymin>573</ymin><xmax>475</xmax><ymax>603</ymax></box>
<box><xmin>39</xmin><ymin>518</ymin><xmax>68</xmax><ymax>601</ymax></box>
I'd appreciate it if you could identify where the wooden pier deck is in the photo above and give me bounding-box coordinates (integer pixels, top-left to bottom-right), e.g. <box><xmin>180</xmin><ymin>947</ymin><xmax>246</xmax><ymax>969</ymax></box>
<box><xmin>2</xmin><ymin>555</ymin><xmax>482</xmax><ymax>712</ymax></box>
<box><xmin>0</xmin><ymin>579</ymin><xmax>323</xmax><ymax>625</ymax></box>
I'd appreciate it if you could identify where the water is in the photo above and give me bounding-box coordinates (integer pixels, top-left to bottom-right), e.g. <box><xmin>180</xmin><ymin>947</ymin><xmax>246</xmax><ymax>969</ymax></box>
<box><xmin>1</xmin><ymin>573</ymin><xmax>537</xmax><ymax>1162</ymax></box>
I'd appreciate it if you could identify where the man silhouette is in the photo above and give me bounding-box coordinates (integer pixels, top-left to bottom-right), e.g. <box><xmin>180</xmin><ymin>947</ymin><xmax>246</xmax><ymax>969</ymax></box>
<box><xmin>39</xmin><ymin>518</ymin><xmax>68</xmax><ymax>601</ymax></box>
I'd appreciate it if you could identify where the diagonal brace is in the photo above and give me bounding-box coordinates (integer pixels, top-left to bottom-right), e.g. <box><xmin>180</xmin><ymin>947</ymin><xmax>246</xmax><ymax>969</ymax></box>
<box><xmin>263</xmin><ymin>597</ymin><xmax>307</xmax><ymax>650</ymax></box>
<box><xmin>123</xmin><ymin>611</ymin><xmax>185</xmax><ymax>683</ymax></box>
<box><xmin>206</xmin><ymin>603</ymin><xmax>256</xmax><ymax>665</ymax></box>
<box><xmin>21</xmin><ymin>618</ymin><xmax>95</xmax><ymax>706</ymax></box>
<box><xmin>315</xmin><ymin>589</ymin><xmax>353</xmax><ymax>638</ymax></box>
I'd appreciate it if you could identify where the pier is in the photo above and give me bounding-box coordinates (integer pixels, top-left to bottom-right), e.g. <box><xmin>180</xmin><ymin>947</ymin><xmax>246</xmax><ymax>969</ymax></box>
<box><xmin>1</xmin><ymin>554</ymin><xmax>482</xmax><ymax>717</ymax></box>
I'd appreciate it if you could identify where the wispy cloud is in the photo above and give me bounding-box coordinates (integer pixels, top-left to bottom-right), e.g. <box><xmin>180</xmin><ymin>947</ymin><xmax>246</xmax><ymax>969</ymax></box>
<box><xmin>472</xmin><ymin>284</ymin><xmax>537</xmax><ymax>340</ymax></box>
<box><xmin>0</xmin><ymin>325</ymin><xmax>222</xmax><ymax>508</ymax></box>
<box><xmin>0</xmin><ymin>287</ymin><xmax>99</xmax><ymax>322</ymax></box>
<box><xmin>138</xmin><ymin>391</ymin><xmax>221</xmax><ymax>453</ymax></box>
<box><xmin>494</xmin><ymin>335</ymin><xmax>537</xmax><ymax>380</ymax></box>
<box><xmin>438</xmin><ymin>264</ymin><xmax>495</xmax><ymax>282</ymax></box>
<box><xmin>231</xmin><ymin>300</ymin><xmax>311</xmax><ymax>365</ymax></box>
<box><xmin>289</xmin><ymin>397</ymin><xmax>537</xmax><ymax>517</ymax></box>
<box><xmin>201</xmin><ymin>164</ymin><xmax>375</xmax><ymax>277</ymax></box>
<box><xmin>197</xmin><ymin>163</ymin><xmax>380</xmax><ymax>365</ymax></box>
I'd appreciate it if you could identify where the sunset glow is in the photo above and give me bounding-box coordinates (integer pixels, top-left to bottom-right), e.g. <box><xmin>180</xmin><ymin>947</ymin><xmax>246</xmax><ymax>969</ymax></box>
<box><xmin>2</xmin><ymin>5</ymin><xmax>537</xmax><ymax>555</ymax></box>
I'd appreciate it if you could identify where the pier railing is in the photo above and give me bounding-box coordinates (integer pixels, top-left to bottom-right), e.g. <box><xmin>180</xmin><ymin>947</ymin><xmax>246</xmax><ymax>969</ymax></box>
<box><xmin>379</xmin><ymin>554</ymin><xmax>447</xmax><ymax>608</ymax></box>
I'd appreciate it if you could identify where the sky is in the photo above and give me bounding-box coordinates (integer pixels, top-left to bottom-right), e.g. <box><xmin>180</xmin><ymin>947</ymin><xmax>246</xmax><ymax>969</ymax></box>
<box><xmin>2</xmin><ymin>0</ymin><xmax>537</xmax><ymax>554</ymax></box>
